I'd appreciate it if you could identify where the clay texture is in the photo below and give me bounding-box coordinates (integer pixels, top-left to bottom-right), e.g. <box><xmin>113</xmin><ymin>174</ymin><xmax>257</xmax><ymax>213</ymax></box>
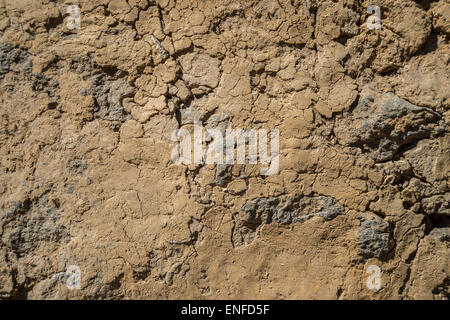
<box><xmin>0</xmin><ymin>0</ymin><xmax>449</xmax><ymax>300</ymax></box>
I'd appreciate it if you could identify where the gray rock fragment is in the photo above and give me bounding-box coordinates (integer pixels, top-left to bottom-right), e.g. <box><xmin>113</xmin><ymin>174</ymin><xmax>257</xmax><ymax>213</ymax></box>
<box><xmin>151</xmin><ymin>35</ymin><xmax>169</xmax><ymax>59</ymax></box>
<box><xmin>1</xmin><ymin>197</ymin><xmax>69</xmax><ymax>258</ymax></box>
<box><xmin>0</xmin><ymin>43</ymin><xmax>30</xmax><ymax>80</ymax></box>
<box><xmin>214</xmin><ymin>164</ymin><xmax>232</xmax><ymax>187</ymax></box>
<box><xmin>91</xmin><ymin>76</ymin><xmax>135</xmax><ymax>123</ymax></box>
<box><xmin>334</xmin><ymin>93</ymin><xmax>445</xmax><ymax>162</ymax></box>
<box><xmin>357</xmin><ymin>215</ymin><xmax>391</xmax><ymax>259</ymax></box>
<box><xmin>68</xmin><ymin>159</ymin><xmax>87</xmax><ymax>174</ymax></box>
<box><xmin>232</xmin><ymin>195</ymin><xmax>346</xmax><ymax>247</ymax></box>
<box><xmin>241</xmin><ymin>195</ymin><xmax>346</xmax><ymax>226</ymax></box>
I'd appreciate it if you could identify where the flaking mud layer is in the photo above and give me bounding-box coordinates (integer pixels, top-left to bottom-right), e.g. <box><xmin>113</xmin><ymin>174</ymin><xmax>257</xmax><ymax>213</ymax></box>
<box><xmin>0</xmin><ymin>0</ymin><xmax>448</xmax><ymax>299</ymax></box>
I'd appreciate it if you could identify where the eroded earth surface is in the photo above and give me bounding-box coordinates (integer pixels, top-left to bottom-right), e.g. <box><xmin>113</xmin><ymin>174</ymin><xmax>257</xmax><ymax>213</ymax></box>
<box><xmin>0</xmin><ymin>0</ymin><xmax>449</xmax><ymax>299</ymax></box>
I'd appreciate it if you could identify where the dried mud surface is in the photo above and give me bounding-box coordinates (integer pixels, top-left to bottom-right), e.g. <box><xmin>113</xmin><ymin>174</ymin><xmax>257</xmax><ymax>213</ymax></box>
<box><xmin>0</xmin><ymin>0</ymin><xmax>449</xmax><ymax>299</ymax></box>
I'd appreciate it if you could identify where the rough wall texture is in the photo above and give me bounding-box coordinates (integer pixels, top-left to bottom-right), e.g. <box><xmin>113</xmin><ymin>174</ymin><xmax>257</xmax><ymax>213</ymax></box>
<box><xmin>0</xmin><ymin>0</ymin><xmax>448</xmax><ymax>300</ymax></box>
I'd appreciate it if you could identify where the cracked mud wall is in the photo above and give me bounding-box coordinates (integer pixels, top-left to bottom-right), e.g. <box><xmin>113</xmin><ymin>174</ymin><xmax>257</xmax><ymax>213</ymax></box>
<box><xmin>0</xmin><ymin>0</ymin><xmax>448</xmax><ymax>299</ymax></box>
